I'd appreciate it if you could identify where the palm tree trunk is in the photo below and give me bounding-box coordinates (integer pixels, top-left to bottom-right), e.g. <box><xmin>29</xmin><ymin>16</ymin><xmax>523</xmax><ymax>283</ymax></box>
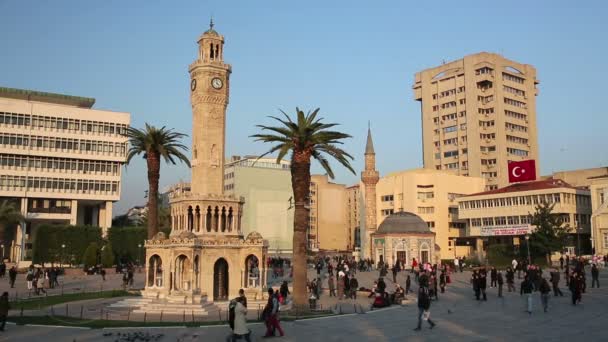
<box><xmin>146</xmin><ymin>151</ymin><xmax>161</xmax><ymax>239</ymax></box>
<box><xmin>291</xmin><ymin>155</ymin><xmax>311</xmax><ymax>312</ymax></box>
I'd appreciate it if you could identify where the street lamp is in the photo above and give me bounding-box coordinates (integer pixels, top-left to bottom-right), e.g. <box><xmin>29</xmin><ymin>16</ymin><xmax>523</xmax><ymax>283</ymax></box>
<box><xmin>0</xmin><ymin>244</ymin><xmax>4</xmax><ymax>261</ymax></box>
<box><xmin>61</xmin><ymin>244</ymin><xmax>66</xmax><ymax>266</ymax></box>
<box><xmin>525</xmin><ymin>235</ymin><xmax>531</xmax><ymax>264</ymax></box>
<box><xmin>138</xmin><ymin>244</ymin><xmax>142</xmax><ymax>266</ymax></box>
<box><xmin>576</xmin><ymin>225</ymin><xmax>581</xmax><ymax>256</ymax></box>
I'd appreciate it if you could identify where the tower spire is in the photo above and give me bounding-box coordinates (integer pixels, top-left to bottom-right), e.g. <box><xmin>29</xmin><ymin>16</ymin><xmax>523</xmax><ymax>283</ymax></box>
<box><xmin>210</xmin><ymin>16</ymin><xmax>214</xmax><ymax>30</ymax></box>
<box><xmin>365</xmin><ymin>123</ymin><xmax>375</xmax><ymax>155</ymax></box>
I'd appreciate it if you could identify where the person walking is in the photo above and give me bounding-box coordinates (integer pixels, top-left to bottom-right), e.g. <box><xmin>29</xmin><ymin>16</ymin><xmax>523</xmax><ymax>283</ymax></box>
<box><xmin>512</xmin><ymin>259</ymin><xmax>519</xmax><ymax>279</ymax></box>
<box><xmin>550</xmin><ymin>269</ymin><xmax>563</xmax><ymax>296</ymax></box>
<box><xmin>228</xmin><ymin>295</ymin><xmax>251</xmax><ymax>342</ymax></box>
<box><xmin>405</xmin><ymin>275</ymin><xmax>411</xmax><ymax>295</ymax></box>
<box><xmin>539</xmin><ymin>277</ymin><xmax>551</xmax><ymax>313</ymax></box>
<box><xmin>591</xmin><ymin>264</ymin><xmax>600</xmax><ymax>288</ymax></box>
<box><xmin>8</xmin><ymin>267</ymin><xmax>17</xmax><ymax>289</ymax></box>
<box><xmin>471</xmin><ymin>270</ymin><xmax>481</xmax><ymax>300</ymax></box>
<box><xmin>490</xmin><ymin>267</ymin><xmax>497</xmax><ymax>288</ymax></box>
<box><xmin>280</xmin><ymin>281</ymin><xmax>290</xmax><ymax>303</ymax></box>
<box><xmin>520</xmin><ymin>276</ymin><xmax>534</xmax><ymax>314</ymax></box>
<box><xmin>506</xmin><ymin>267</ymin><xmax>515</xmax><ymax>292</ymax></box>
<box><xmin>392</xmin><ymin>264</ymin><xmax>398</xmax><ymax>283</ymax></box>
<box><xmin>439</xmin><ymin>271</ymin><xmax>446</xmax><ymax>293</ymax></box>
<box><xmin>454</xmin><ymin>257</ymin><xmax>459</xmax><ymax>272</ymax></box>
<box><xmin>569</xmin><ymin>272</ymin><xmax>582</xmax><ymax>305</ymax></box>
<box><xmin>414</xmin><ymin>286</ymin><xmax>436</xmax><ymax>331</ymax></box>
<box><xmin>497</xmin><ymin>271</ymin><xmax>504</xmax><ymax>298</ymax></box>
<box><xmin>263</xmin><ymin>289</ymin><xmax>284</xmax><ymax>338</ymax></box>
<box><xmin>0</xmin><ymin>292</ymin><xmax>9</xmax><ymax>332</ymax></box>
<box><xmin>479</xmin><ymin>269</ymin><xmax>488</xmax><ymax>301</ymax></box>
<box><xmin>328</xmin><ymin>274</ymin><xmax>336</xmax><ymax>297</ymax></box>
<box><xmin>349</xmin><ymin>277</ymin><xmax>359</xmax><ymax>299</ymax></box>
<box><xmin>559</xmin><ymin>255</ymin><xmax>564</xmax><ymax>270</ymax></box>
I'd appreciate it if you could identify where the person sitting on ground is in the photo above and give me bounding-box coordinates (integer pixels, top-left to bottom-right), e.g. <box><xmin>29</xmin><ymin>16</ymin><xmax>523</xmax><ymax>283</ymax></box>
<box><xmin>391</xmin><ymin>284</ymin><xmax>405</xmax><ymax>304</ymax></box>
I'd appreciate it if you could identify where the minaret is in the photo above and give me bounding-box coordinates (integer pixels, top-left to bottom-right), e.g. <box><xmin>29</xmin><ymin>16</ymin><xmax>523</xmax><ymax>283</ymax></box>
<box><xmin>361</xmin><ymin>124</ymin><xmax>379</xmax><ymax>258</ymax></box>
<box><xmin>188</xmin><ymin>19</ymin><xmax>231</xmax><ymax>196</ymax></box>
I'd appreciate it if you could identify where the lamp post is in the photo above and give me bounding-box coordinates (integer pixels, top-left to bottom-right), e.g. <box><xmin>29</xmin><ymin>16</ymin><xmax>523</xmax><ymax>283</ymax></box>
<box><xmin>61</xmin><ymin>244</ymin><xmax>66</xmax><ymax>266</ymax></box>
<box><xmin>525</xmin><ymin>235</ymin><xmax>531</xmax><ymax>264</ymax></box>
<box><xmin>138</xmin><ymin>244</ymin><xmax>142</xmax><ymax>266</ymax></box>
<box><xmin>0</xmin><ymin>244</ymin><xmax>4</xmax><ymax>261</ymax></box>
<box><xmin>576</xmin><ymin>225</ymin><xmax>581</xmax><ymax>256</ymax></box>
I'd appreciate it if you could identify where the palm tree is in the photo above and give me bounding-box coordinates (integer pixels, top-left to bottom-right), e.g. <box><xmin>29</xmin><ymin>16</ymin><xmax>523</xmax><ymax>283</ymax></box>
<box><xmin>251</xmin><ymin>108</ymin><xmax>355</xmax><ymax>311</ymax></box>
<box><xmin>126</xmin><ymin>124</ymin><xmax>191</xmax><ymax>239</ymax></box>
<box><xmin>0</xmin><ymin>199</ymin><xmax>24</xmax><ymax>259</ymax></box>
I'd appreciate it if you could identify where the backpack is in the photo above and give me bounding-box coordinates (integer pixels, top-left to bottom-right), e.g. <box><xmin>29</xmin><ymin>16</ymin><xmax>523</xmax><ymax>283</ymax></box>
<box><xmin>228</xmin><ymin>300</ymin><xmax>237</xmax><ymax>330</ymax></box>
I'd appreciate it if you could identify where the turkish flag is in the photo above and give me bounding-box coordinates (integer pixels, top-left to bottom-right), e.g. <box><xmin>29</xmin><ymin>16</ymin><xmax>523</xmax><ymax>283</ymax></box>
<box><xmin>508</xmin><ymin>160</ymin><xmax>536</xmax><ymax>183</ymax></box>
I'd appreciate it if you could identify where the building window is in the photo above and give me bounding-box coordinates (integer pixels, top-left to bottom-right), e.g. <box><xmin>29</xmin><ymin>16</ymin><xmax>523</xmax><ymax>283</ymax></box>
<box><xmin>603</xmin><ymin>233</ymin><xmax>608</xmax><ymax>249</ymax></box>
<box><xmin>417</xmin><ymin>207</ymin><xmax>434</xmax><ymax>214</ymax></box>
<box><xmin>443</xmin><ymin>125</ymin><xmax>457</xmax><ymax>134</ymax></box>
<box><xmin>381</xmin><ymin>209</ymin><xmax>394</xmax><ymax>216</ymax></box>
<box><xmin>381</xmin><ymin>195</ymin><xmax>394</xmax><ymax>202</ymax></box>
<box><xmin>417</xmin><ymin>192</ymin><xmax>434</xmax><ymax>200</ymax></box>
<box><xmin>443</xmin><ymin>150</ymin><xmax>458</xmax><ymax>158</ymax></box>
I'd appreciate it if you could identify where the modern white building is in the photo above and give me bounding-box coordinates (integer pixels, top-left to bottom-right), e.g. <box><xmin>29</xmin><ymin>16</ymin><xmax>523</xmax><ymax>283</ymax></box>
<box><xmin>223</xmin><ymin>155</ymin><xmax>293</xmax><ymax>255</ymax></box>
<box><xmin>0</xmin><ymin>87</ymin><xmax>130</xmax><ymax>261</ymax></box>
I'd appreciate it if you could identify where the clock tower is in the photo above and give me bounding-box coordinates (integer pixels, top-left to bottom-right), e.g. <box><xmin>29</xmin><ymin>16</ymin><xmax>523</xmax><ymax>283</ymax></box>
<box><xmin>189</xmin><ymin>19</ymin><xmax>231</xmax><ymax>196</ymax></box>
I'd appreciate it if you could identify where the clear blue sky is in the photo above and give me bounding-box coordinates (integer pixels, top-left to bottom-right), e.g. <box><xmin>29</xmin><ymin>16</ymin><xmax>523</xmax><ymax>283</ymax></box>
<box><xmin>1</xmin><ymin>0</ymin><xmax>606</xmax><ymax>216</ymax></box>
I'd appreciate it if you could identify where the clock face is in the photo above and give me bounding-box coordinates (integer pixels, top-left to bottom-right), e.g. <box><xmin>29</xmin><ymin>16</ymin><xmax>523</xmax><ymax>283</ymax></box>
<box><xmin>211</xmin><ymin>77</ymin><xmax>223</xmax><ymax>89</ymax></box>
<box><xmin>190</xmin><ymin>79</ymin><xmax>197</xmax><ymax>91</ymax></box>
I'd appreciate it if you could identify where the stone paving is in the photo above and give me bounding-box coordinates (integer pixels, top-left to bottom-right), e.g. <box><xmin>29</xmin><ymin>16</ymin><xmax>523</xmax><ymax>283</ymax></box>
<box><xmin>2</xmin><ymin>266</ymin><xmax>607</xmax><ymax>341</ymax></box>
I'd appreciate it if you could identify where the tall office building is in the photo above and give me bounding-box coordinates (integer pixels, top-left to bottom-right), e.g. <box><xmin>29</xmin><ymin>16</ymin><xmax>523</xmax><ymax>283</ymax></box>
<box><xmin>0</xmin><ymin>87</ymin><xmax>130</xmax><ymax>261</ymax></box>
<box><xmin>413</xmin><ymin>52</ymin><xmax>539</xmax><ymax>190</ymax></box>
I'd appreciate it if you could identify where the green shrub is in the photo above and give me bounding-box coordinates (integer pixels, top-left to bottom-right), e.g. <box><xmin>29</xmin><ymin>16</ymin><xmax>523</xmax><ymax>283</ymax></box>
<box><xmin>101</xmin><ymin>243</ymin><xmax>114</xmax><ymax>267</ymax></box>
<box><xmin>82</xmin><ymin>242</ymin><xmax>99</xmax><ymax>268</ymax></box>
<box><xmin>107</xmin><ymin>226</ymin><xmax>147</xmax><ymax>264</ymax></box>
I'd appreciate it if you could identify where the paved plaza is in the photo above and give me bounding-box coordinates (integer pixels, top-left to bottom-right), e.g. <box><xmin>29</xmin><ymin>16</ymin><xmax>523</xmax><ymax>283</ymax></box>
<box><xmin>1</xmin><ymin>266</ymin><xmax>607</xmax><ymax>341</ymax></box>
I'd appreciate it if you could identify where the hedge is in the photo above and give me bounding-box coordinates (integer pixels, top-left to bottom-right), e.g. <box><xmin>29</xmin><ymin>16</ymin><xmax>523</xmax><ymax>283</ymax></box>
<box><xmin>32</xmin><ymin>225</ymin><xmax>102</xmax><ymax>264</ymax></box>
<box><xmin>107</xmin><ymin>226</ymin><xmax>147</xmax><ymax>264</ymax></box>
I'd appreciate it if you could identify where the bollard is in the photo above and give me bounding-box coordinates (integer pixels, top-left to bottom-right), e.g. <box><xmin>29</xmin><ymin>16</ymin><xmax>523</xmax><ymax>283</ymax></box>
<box><xmin>160</xmin><ymin>310</ymin><xmax>163</xmax><ymax>322</ymax></box>
<box><xmin>191</xmin><ymin>310</ymin><xmax>194</xmax><ymax>323</ymax></box>
<box><xmin>127</xmin><ymin>308</ymin><xmax>131</xmax><ymax>321</ymax></box>
<box><xmin>354</xmin><ymin>304</ymin><xmax>357</xmax><ymax>314</ymax></box>
<box><xmin>80</xmin><ymin>306</ymin><xmax>84</xmax><ymax>319</ymax></box>
<box><xmin>65</xmin><ymin>304</ymin><xmax>69</xmax><ymax>316</ymax></box>
<box><xmin>218</xmin><ymin>309</ymin><xmax>221</xmax><ymax>321</ymax></box>
<box><xmin>50</xmin><ymin>305</ymin><xmax>55</xmax><ymax>316</ymax></box>
<box><xmin>183</xmin><ymin>310</ymin><xmax>186</xmax><ymax>323</ymax></box>
<box><xmin>143</xmin><ymin>312</ymin><xmax>147</xmax><ymax>323</ymax></box>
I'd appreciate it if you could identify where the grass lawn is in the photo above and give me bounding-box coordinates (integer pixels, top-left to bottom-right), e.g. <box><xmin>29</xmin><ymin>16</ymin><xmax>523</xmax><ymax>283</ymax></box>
<box><xmin>8</xmin><ymin>315</ymin><xmax>231</xmax><ymax>328</ymax></box>
<box><xmin>11</xmin><ymin>290</ymin><xmax>136</xmax><ymax>310</ymax></box>
<box><xmin>8</xmin><ymin>311</ymin><xmax>339</xmax><ymax>328</ymax></box>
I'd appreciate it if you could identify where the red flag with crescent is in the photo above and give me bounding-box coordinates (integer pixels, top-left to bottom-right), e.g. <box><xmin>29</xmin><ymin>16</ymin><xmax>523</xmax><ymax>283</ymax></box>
<box><xmin>508</xmin><ymin>160</ymin><xmax>536</xmax><ymax>183</ymax></box>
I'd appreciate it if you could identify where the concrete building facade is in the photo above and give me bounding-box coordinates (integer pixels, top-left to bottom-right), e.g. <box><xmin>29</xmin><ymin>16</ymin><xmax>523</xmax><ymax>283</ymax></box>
<box><xmin>346</xmin><ymin>184</ymin><xmax>361</xmax><ymax>252</ymax></box>
<box><xmin>0</xmin><ymin>87</ymin><xmax>129</xmax><ymax>261</ymax></box>
<box><xmin>375</xmin><ymin>168</ymin><xmax>486</xmax><ymax>260</ymax></box>
<box><xmin>309</xmin><ymin>174</ymin><xmax>349</xmax><ymax>252</ymax></box>
<box><xmin>224</xmin><ymin>155</ymin><xmax>293</xmax><ymax>255</ymax></box>
<box><xmin>413</xmin><ymin>52</ymin><xmax>540</xmax><ymax>190</ymax></box>
<box><xmin>590</xmin><ymin>175</ymin><xmax>608</xmax><ymax>256</ymax></box>
<box><xmin>457</xmin><ymin>179</ymin><xmax>592</xmax><ymax>258</ymax></box>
